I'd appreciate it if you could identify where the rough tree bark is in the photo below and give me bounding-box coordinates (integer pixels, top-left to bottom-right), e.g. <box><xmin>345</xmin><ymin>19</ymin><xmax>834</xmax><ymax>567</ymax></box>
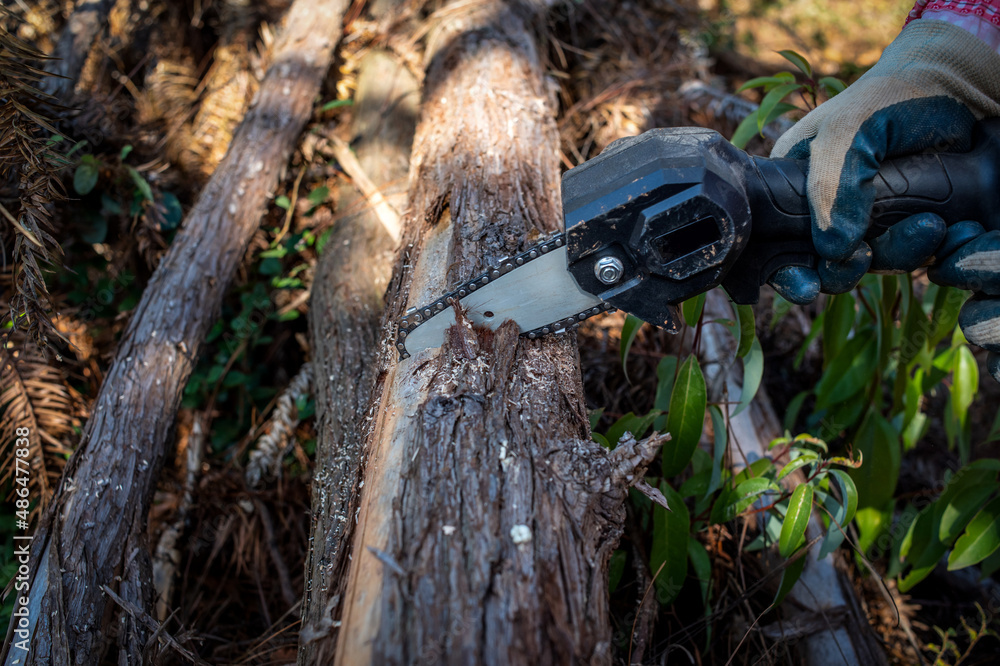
<box><xmin>1</xmin><ymin>1</ymin><xmax>348</xmax><ymax>662</ymax></box>
<box><xmin>333</xmin><ymin>2</ymin><xmax>664</xmax><ymax>663</ymax></box>
<box><xmin>299</xmin><ymin>47</ymin><xmax>419</xmax><ymax>662</ymax></box>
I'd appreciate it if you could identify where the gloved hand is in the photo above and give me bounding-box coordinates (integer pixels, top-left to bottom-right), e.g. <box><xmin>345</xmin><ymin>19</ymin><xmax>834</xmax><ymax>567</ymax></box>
<box><xmin>929</xmin><ymin>222</ymin><xmax>1000</xmax><ymax>382</ymax></box>
<box><xmin>766</xmin><ymin>19</ymin><xmax>1000</xmax><ymax>305</ymax></box>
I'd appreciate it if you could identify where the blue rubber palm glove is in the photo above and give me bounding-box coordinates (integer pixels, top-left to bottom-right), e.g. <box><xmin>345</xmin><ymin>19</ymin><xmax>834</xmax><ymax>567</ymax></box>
<box><xmin>767</xmin><ymin>19</ymin><xmax>1000</xmax><ymax>304</ymax></box>
<box><xmin>929</xmin><ymin>222</ymin><xmax>1000</xmax><ymax>382</ymax></box>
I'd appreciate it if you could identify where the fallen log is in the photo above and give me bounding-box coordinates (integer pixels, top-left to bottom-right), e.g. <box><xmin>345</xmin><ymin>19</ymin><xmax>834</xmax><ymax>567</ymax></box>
<box><xmin>332</xmin><ymin>1</ymin><xmax>664</xmax><ymax>663</ymax></box>
<box><xmin>1</xmin><ymin>1</ymin><xmax>348</xmax><ymax>662</ymax></box>
<box><xmin>299</xmin><ymin>46</ymin><xmax>418</xmax><ymax>663</ymax></box>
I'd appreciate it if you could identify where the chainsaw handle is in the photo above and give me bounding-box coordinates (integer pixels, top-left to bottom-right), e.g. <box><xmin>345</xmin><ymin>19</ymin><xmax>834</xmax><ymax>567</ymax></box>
<box><xmin>720</xmin><ymin>118</ymin><xmax>1000</xmax><ymax>304</ymax></box>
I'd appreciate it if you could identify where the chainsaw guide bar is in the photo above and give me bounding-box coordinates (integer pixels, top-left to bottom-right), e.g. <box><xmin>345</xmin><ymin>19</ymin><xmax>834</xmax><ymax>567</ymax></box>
<box><xmin>394</xmin><ymin>233</ymin><xmax>613</xmax><ymax>359</ymax></box>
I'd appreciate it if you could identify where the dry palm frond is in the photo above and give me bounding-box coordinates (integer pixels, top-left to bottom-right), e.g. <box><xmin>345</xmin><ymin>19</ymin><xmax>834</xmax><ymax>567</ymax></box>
<box><xmin>184</xmin><ymin>0</ymin><xmax>269</xmax><ymax>178</ymax></box>
<box><xmin>0</xmin><ymin>16</ymin><xmax>69</xmax><ymax>348</ymax></box>
<box><xmin>0</xmin><ymin>333</ymin><xmax>77</xmax><ymax>510</ymax></box>
<box><xmin>245</xmin><ymin>364</ymin><xmax>312</xmax><ymax>488</ymax></box>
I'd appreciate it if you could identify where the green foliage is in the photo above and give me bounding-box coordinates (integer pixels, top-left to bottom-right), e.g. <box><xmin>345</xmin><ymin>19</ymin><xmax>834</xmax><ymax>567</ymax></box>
<box><xmin>793</xmin><ymin>273</ymin><xmax>987</xmax><ymax>585</ymax></box>
<box><xmin>731</xmin><ymin>50</ymin><xmax>847</xmax><ymax>149</ymax></box>
<box><xmin>923</xmin><ymin>604</ymin><xmax>998</xmax><ymax>666</ymax></box>
<box><xmin>71</xmin><ymin>146</ymin><xmax>184</xmax><ymax>242</ymax></box>
<box><xmin>610</xmin><ymin>296</ymin><xmax>863</xmax><ymax>612</ymax></box>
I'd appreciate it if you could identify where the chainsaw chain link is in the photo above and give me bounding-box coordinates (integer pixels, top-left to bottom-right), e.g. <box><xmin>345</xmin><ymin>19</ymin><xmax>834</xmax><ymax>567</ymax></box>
<box><xmin>395</xmin><ymin>232</ymin><xmax>614</xmax><ymax>359</ymax></box>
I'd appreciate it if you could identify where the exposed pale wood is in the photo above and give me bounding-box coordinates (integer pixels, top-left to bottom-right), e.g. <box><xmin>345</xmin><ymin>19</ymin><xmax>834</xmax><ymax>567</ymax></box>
<box><xmin>1</xmin><ymin>2</ymin><xmax>348</xmax><ymax>662</ymax></box>
<box><xmin>327</xmin><ymin>135</ymin><xmax>403</xmax><ymax>242</ymax></box>
<box><xmin>699</xmin><ymin>289</ymin><xmax>886</xmax><ymax>666</ymax></box>
<box><xmin>299</xmin><ymin>47</ymin><xmax>418</xmax><ymax>664</ymax></box>
<box><xmin>333</xmin><ymin>2</ymin><xmax>663</xmax><ymax>663</ymax></box>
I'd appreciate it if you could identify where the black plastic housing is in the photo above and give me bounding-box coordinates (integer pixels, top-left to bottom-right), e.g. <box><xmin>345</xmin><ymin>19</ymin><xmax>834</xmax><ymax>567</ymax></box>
<box><xmin>561</xmin><ymin>118</ymin><xmax>1000</xmax><ymax>327</ymax></box>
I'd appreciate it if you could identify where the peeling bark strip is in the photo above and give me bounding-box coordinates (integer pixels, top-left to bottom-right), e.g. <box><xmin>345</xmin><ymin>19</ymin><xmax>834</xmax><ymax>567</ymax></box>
<box><xmin>335</xmin><ymin>2</ymin><xmax>662</xmax><ymax>663</ymax></box>
<box><xmin>1</xmin><ymin>1</ymin><xmax>349</xmax><ymax>663</ymax></box>
<box><xmin>299</xmin><ymin>48</ymin><xmax>419</xmax><ymax>664</ymax></box>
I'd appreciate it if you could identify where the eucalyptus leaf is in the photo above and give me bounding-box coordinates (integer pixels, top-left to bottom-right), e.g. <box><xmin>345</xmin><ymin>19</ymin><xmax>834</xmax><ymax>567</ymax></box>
<box><xmin>948</xmin><ymin>496</ymin><xmax>1000</xmax><ymax>570</ymax></box>
<box><xmin>662</xmin><ymin>356</ymin><xmax>707</xmax><ymax>477</ymax></box>
<box><xmin>779</xmin><ymin>484</ymin><xmax>813</xmax><ymax>558</ymax></box>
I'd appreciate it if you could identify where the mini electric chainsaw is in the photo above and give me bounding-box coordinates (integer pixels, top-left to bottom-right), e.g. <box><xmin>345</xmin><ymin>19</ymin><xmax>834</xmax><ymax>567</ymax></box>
<box><xmin>395</xmin><ymin>119</ymin><xmax>1000</xmax><ymax>359</ymax></box>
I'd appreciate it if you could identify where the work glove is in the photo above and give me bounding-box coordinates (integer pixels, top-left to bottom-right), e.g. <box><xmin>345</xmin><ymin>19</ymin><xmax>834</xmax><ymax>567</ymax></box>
<box><xmin>929</xmin><ymin>222</ymin><xmax>1000</xmax><ymax>382</ymax></box>
<box><xmin>767</xmin><ymin>19</ymin><xmax>1000</xmax><ymax>307</ymax></box>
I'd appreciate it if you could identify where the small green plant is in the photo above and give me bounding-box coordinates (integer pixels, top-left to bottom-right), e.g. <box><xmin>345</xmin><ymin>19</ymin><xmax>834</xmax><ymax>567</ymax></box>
<box><xmin>731</xmin><ymin>49</ymin><xmax>846</xmax><ymax>149</ymax></box>
<box><xmin>605</xmin><ymin>296</ymin><xmax>859</xmax><ymax>612</ymax></box>
<box><xmin>72</xmin><ymin>144</ymin><xmax>182</xmax><ymax>244</ymax></box>
<box><xmin>923</xmin><ymin>604</ymin><xmax>998</xmax><ymax>666</ymax></box>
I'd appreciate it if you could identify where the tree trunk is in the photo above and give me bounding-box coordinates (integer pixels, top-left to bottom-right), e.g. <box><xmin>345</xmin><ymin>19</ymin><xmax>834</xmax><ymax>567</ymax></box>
<box><xmin>41</xmin><ymin>0</ymin><xmax>116</xmax><ymax>103</ymax></box>
<box><xmin>2</xmin><ymin>1</ymin><xmax>348</xmax><ymax>662</ymax></box>
<box><xmin>333</xmin><ymin>2</ymin><xmax>662</xmax><ymax>663</ymax></box>
<box><xmin>299</xmin><ymin>47</ymin><xmax>419</xmax><ymax>663</ymax></box>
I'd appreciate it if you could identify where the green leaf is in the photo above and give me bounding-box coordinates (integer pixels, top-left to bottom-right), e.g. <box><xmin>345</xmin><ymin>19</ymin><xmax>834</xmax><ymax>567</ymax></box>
<box><xmin>735</xmin><ymin>303</ymin><xmax>756</xmax><ymax>358</ymax></box>
<box><xmin>74</xmin><ymin>162</ymin><xmax>99</xmax><ymax>195</ymax></box>
<box><xmin>774</xmin><ymin>552</ymin><xmax>807</xmax><ymax>605</ymax></box>
<box><xmin>818</xmin><ymin>76</ymin><xmax>847</xmax><ymax>97</ymax></box>
<box><xmin>688</xmin><ymin>540</ymin><xmax>712</xmax><ymax>605</ymax></box>
<box><xmin>951</xmin><ymin>344</ymin><xmax>978</xmax><ymax>431</ymax></box>
<box><xmin>780</xmin><ymin>484</ymin><xmax>813</xmax><ymax>558</ymax></box>
<box><xmin>778</xmin><ymin>49</ymin><xmax>812</xmax><ymax>77</ymax></box>
<box><xmin>757</xmin><ymin>83</ymin><xmax>802</xmax><ymax>133</ymax></box>
<box><xmin>948</xmin><ymin>496</ymin><xmax>1000</xmax><ymax>570</ymax></box>
<box><xmin>818</xmin><ymin>470</ymin><xmax>858</xmax><ymax>559</ymax></box>
<box><xmin>119</xmin><ymin>144</ymin><xmax>133</xmax><ymax>161</ymax></box>
<box><xmin>609</xmin><ymin>549</ymin><xmax>627</xmax><ymax>593</ymax></box>
<box><xmin>308</xmin><ymin>185</ymin><xmax>330</xmax><ymax>207</ymax></box>
<box><xmin>822</xmin><ymin>293</ymin><xmax>856</xmax><ymax>361</ymax></box>
<box><xmin>126</xmin><ymin>165</ymin><xmax>154</xmax><ymax>201</ymax></box>
<box><xmin>939</xmin><ymin>482</ymin><xmax>995</xmax><ymax>544</ymax></box>
<box><xmin>814</xmin><ymin>335</ymin><xmax>877</xmax><ymax>409</ymax></box>
<box><xmin>707</xmin><ymin>405</ymin><xmax>727</xmax><ymax>495</ymax></box>
<box><xmin>794</xmin><ymin>312</ymin><xmax>824</xmax><ymax>370</ymax></box>
<box><xmin>782</xmin><ymin>391</ymin><xmax>809</xmax><ymax>433</ymax></box>
<box><xmin>662</xmin><ymin>356</ymin><xmax>707</xmax><ymax>477</ymax></box>
<box><xmin>159</xmin><ymin>192</ymin><xmax>183</xmax><ymax>230</ymax></box>
<box><xmin>731</xmin><ymin>110</ymin><xmax>761</xmax><ymax>150</ymax></box>
<box><xmin>682</xmin><ymin>292</ymin><xmax>706</xmax><ymax>328</ymax></box>
<box><xmin>848</xmin><ymin>408</ymin><xmax>901</xmax><ymax>509</ymax></box>
<box><xmin>737</xmin><ymin>75</ymin><xmax>784</xmax><ymax>92</ymax></box>
<box><xmin>654</xmin><ymin>355</ymin><xmax>678</xmax><ymax>413</ymax></box>
<box><xmin>930</xmin><ymin>286</ymin><xmax>965</xmax><ymax>348</ymax></box>
<box><xmin>732</xmin><ymin>337</ymin><xmax>763</xmax><ymax>417</ymax></box>
<box><xmin>591</xmin><ymin>432</ymin><xmax>610</xmax><ymax>449</ymax></box>
<box><xmin>259</xmin><ymin>257</ymin><xmax>283</xmax><ymax>276</ymax></box>
<box><xmin>651</xmin><ymin>481</ymin><xmax>689</xmax><ymax>605</ymax></box>
<box><xmin>759</xmin><ymin>102</ymin><xmax>798</xmax><ymax>129</ymax></box>
<box><xmin>320</xmin><ymin>98</ymin><xmax>353</xmax><ymax>112</ymax></box>
<box><xmin>776</xmin><ymin>451</ymin><xmax>818</xmax><ymax>481</ymax></box>
<box><xmin>275</xmin><ymin>195</ymin><xmax>292</xmax><ymax>210</ymax></box>
<box><xmin>620</xmin><ymin>314</ymin><xmax>644</xmax><ymax>383</ymax></box>
<box><xmin>589</xmin><ymin>408</ymin><xmax>603</xmax><ymax>432</ymax></box>
<box><xmin>718</xmin><ymin>477</ymin><xmax>778</xmax><ymax>523</ymax></box>
<box><xmin>979</xmin><ymin>546</ymin><xmax>1000</xmax><ymax>580</ymax></box>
